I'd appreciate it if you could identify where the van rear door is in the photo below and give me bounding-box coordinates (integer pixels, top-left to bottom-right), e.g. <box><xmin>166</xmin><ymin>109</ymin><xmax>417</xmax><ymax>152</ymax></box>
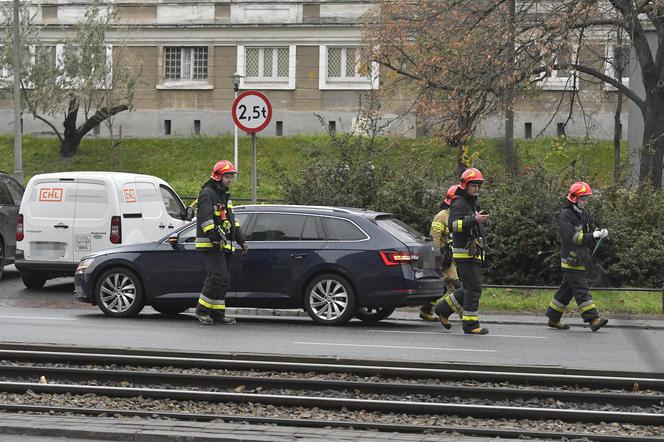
<box><xmin>134</xmin><ymin>181</ymin><xmax>166</xmax><ymax>241</ymax></box>
<box><xmin>72</xmin><ymin>181</ymin><xmax>113</xmax><ymax>263</ymax></box>
<box><xmin>23</xmin><ymin>180</ymin><xmax>77</xmax><ymax>264</ymax></box>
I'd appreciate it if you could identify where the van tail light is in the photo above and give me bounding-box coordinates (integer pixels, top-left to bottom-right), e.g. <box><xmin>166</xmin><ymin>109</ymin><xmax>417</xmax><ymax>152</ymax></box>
<box><xmin>110</xmin><ymin>216</ymin><xmax>122</xmax><ymax>244</ymax></box>
<box><xmin>379</xmin><ymin>250</ymin><xmax>418</xmax><ymax>266</ymax></box>
<box><xmin>16</xmin><ymin>214</ymin><xmax>24</xmax><ymax>241</ymax></box>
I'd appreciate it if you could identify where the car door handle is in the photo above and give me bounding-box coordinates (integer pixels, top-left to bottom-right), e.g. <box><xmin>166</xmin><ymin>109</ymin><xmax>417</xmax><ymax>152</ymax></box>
<box><xmin>158</xmin><ymin>224</ymin><xmax>166</xmax><ymax>229</ymax></box>
<box><xmin>54</xmin><ymin>223</ymin><xmax>69</xmax><ymax>229</ymax></box>
<box><xmin>290</xmin><ymin>253</ymin><xmax>307</xmax><ymax>259</ymax></box>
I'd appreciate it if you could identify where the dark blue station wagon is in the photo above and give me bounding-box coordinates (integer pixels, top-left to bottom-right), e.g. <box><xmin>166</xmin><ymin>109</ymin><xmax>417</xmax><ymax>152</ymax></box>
<box><xmin>74</xmin><ymin>205</ymin><xmax>444</xmax><ymax>325</ymax></box>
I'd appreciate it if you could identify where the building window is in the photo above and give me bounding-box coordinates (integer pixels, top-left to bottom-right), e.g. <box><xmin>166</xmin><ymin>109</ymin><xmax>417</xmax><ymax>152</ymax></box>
<box><xmin>524</xmin><ymin>122</ymin><xmax>532</xmax><ymax>139</ymax></box>
<box><xmin>319</xmin><ymin>45</ymin><xmax>379</xmax><ymax>90</ymax></box>
<box><xmin>557</xmin><ymin>122</ymin><xmax>566</xmax><ymax>137</ymax></box>
<box><xmin>537</xmin><ymin>46</ymin><xmax>578</xmax><ymax>91</ymax></box>
<box><xmin>164</xmin><ymin>120</ymin><xmax>172</xmax><ymax>136</ymax></box>
<box><xmin>604</xmin><ymin>44</ymin><xmax>630</xmax><ymax>91</ymax></box>
<box><xmin>158</xmin><ymin>46</ymin><xmax>212</xmax><ymax>90</ymax></box>
<box><xmin>56</xmin><ymin>44</ymin><xmax>112</xmax><ymax>89</ymax></box>
<box><xmin>165</xmin><ymin>47</ymin><xmax>208</xmax><ymax>81</ymax></box>
<box><xmin>237</xmin><ymin>45</ymin><xmax>296</xmax><ymax>90</ymax></box>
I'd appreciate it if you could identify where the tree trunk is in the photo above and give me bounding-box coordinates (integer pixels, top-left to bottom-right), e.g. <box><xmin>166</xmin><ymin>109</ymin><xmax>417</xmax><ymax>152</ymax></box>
<box><xmin>61</xmin><ymin>98</ymin><xmax>80</xmax><ymax>157</ymax></box>
<box><xmin>640</xmin><ymin>101</ymin><xmax>664</xmax><ymax>188</ymax></box>
<box><xmin>613</xmin><ymin>91</ymin><xmax>623</xmax><ymax>184</ymax></box>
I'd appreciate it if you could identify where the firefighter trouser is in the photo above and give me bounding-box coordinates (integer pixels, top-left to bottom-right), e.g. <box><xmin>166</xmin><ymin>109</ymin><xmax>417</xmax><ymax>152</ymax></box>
<box><xmin>197</xmin><ymin>251</ymin><xmax>233</xmax><ymax>319</ymax></box>
<box><xmin>546</xmin><ymin>269</ymin><xmax>599</xmax><ymax>323</ymax></box>
<box><xmin>435</xmin><ymin>260</ymin><xmax>483</xmax><ymax>331</ymax></box>
<box><xmin>421</xmin><ymin>273</ymin><xmax>461</xmax><ymax>314</ymax></box>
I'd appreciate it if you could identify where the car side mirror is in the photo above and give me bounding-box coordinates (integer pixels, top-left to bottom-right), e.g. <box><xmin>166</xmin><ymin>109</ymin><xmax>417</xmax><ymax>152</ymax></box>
<box><xmin>184</xmin><ymin>207</ymin><xmax>194</xmax><ymax>221</ymax></box>
<box><xmin>168</xmin><ymin>235</ymin><xmax>179</xmax><ymax>246</ymax></box>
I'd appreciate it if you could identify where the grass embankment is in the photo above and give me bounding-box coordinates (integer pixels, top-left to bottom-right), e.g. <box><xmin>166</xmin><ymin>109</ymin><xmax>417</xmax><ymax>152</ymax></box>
<box><xmin>1</xmin><ymin>133</ymin><xmax>653</xmax><ymax>315</ymax></box>
<box><xmin>482</xmin><ymin>288</ymin><xmax>662</xmax><ymax>316</ymax></box>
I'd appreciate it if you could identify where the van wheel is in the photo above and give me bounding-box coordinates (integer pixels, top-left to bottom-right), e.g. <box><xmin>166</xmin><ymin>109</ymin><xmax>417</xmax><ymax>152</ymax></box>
<box><xmin>304</xmin><ymin>274</ymin><xmax>356</xmax><ymax>326</ymax></box>
<box><xmin>152</xmin><ymin>304</ymin><xmax>189</xmax><ymax>316</ymax></box>
<box><xmin>95</xmin><ymin>268</ymin><xmax>144</xmax><ymax>318</ymax></box>
<box><xmin>355</xmin><ymin>306</ymin><xmax>396</xmax><ymax>323</ymax></box>
<box><xmin>22</xmin><ymin>272</ymin><xmax>47</xmax><ymax>289</ymax></box>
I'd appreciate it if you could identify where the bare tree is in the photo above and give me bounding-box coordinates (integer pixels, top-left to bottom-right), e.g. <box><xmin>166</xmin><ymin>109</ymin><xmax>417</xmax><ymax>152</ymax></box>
<box><xmin>1</xmin><ymin>1</ymin><xmax>138</xmax><ymax>157</ymax></box>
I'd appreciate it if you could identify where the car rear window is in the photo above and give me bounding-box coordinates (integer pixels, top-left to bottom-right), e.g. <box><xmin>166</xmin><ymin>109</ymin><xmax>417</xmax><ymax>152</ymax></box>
<box><xmin>321</xmin><ymin>217</ymin><xmax>367</xmax><ymax>241</ymax></box>
<box><xmin>375</xmin><ymin>216</ymin><xmax>426</xmax><ymax>243</ymax></box>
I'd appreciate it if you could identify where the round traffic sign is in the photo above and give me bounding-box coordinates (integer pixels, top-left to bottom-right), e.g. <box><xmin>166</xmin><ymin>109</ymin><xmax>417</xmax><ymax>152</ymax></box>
<box><xmin>232</xmin><ymin>90</ymin><xmax>272</xmax><ymax>133</ymax></box>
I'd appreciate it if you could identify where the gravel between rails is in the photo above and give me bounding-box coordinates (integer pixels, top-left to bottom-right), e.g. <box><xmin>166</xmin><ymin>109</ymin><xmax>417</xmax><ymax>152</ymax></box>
<box><xmin>2</xmin><ymin>391</ymin><xmax>663</xmax><ymax>438</ymax></box>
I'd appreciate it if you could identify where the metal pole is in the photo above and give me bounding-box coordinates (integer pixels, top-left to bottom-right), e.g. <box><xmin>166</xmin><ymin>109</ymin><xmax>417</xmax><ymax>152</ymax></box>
<box><xmin>251</xmin><ymin>132</ymin><xmax>257</xmax><ymax>203</ymax></box>
<box><xmin>661</xmin><ymin>283</ymin><xmax>664</xmax><ymax>315</ymax></box>
<box><xmin>233</xmin><ymin>91</ymin><xmax>238</xmax><ymax>170</ymax></box>
<box><xmin>233</xmin><ymin>72</ymin><xmax>240</xmax><ymax>170</ymax></box>
<box><xmin>12</xmin><ymin>0</ymin><xmax>23</xmax><ymax>183</ymax></box>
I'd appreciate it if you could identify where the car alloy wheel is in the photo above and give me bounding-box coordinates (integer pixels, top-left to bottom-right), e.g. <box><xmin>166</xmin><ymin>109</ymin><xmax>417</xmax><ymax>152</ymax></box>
<box><xmin>304</xmin><ymin>274</ymin><xmax>356</xmax><ymax>325</ymax></box>
<box><xmin>95</xmin><ymin>268</ymin><xmax>145</xmax><ymax>318</ymax></box>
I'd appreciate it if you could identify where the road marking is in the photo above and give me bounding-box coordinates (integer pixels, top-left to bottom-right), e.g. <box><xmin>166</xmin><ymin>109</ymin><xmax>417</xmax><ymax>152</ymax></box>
<box><xmin>368</xmin><ymin>330</ymin><xmax>547</xmax><ymax>339</ymax></box>
<box><xmin>0</xmin><ymin>315</ymin><xmax>77</xmax><ymax>321</ymax></box>
<box><xmin>293</xmin><ymin>341</ymin><xmax>495</xmax><ymax>352</ymax></box>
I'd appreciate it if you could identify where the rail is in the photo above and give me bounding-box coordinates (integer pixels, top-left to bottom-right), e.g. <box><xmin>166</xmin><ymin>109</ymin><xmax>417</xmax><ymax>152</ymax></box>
<box><xmin>484</xmin><ymin>284</ymin><xmax>664</xmax><ymax>314</ymax></box>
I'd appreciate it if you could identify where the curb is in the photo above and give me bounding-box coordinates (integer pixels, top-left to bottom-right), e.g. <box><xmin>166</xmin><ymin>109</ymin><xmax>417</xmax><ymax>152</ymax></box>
<box><xmin>221</xmin><ymin>308</ymin><xmax>664</xmax><ymax>330</ymax></box>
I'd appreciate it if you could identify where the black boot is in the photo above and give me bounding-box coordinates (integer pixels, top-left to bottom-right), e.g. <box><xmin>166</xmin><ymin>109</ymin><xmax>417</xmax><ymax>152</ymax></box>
<box><xmin>211</xmin><ymin>310</ymin><xmax>237</xmax><ymax>325</ymax></box>
<box><xmin>589</xmin><ymin>317</ymin><xmax>608</xmax><ymax>332</ymax></box>
<box><xmin>195</xmin><ymin>306</ymin><xmax>214</xmax><ymax>325</ymax></box>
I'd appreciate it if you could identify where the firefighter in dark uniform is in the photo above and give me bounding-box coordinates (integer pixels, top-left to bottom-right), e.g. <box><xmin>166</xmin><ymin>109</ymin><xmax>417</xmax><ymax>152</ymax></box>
<box><xmin>419</xmin><ymin>184</ymin><xmax>462</xmax><ymax>321</ymax></box>
<box><xmin>546</xmin><ymin>181</ymin><xmax>609</xmax><ymax>332</ymax></box>
<box><xmin>195</xmin><ymin>160</ymin><xmax>248</xmax><ymax>325</ymax></box>
<box><xmin>435</xmin><ymin>168</ymin><xmax>489</xmax><ymax>334</ymax></box>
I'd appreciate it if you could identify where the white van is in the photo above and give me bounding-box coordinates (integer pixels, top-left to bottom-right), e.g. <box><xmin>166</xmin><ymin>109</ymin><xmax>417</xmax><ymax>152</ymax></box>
<box><xmin>15</xmin><ymin>171</ymin><xmax>192</xmax><ymax>288</ymax></box>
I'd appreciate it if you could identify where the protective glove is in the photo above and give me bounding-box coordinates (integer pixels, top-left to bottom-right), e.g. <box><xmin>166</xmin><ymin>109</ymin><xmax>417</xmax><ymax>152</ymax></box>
<box><xmin>241</xmin><ymin>242</ymin><xmax>249</xmax><ymax>254</ymax></box>
<box><xmin>593</xmin><ymin>229</ymin><xmax>609</xmax><ymax>239</ymax></box>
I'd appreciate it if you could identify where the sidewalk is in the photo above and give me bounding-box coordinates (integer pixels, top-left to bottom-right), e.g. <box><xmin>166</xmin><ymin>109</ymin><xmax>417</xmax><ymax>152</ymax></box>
<box><xmin>223</xmin><ymin>307</ymin><xmax>664</xmax><ymax>330</ymax></box>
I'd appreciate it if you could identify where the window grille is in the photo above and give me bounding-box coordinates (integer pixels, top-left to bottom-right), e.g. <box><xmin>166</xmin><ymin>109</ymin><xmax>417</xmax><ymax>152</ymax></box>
<box><xmin>165</xmin><ymin>47</ymin><xmax>208</xmax><ymax>81</ymax></box>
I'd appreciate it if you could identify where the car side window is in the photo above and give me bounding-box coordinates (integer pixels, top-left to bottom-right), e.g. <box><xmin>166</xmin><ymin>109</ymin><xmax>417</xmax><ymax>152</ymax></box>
<box><xmin>247</xmin><ymin>213</ymin><xmax>306</xmax><ymax>241</ymax></box>
<box><xmin>302</xmin><ymin>216</ymin><xmax>325</xmax><ymax>240</ymax></box>
<box><xmin>321</xmin><ymin>217</ymin><xmax>367</xmax><ymax>241</ymax></box>
<box><xmin>2</xmin><ymin>177</ymin><xmax>23</xmax><ymax>205</ymax></box>
<box><xmin>160</xmin><ymin>185</ymin><xmax>186</xmax><ymax>219</ymax></box>
<box><xmin>177</xmin><ymin>224</ymin><xmax>197</xmax><ymax>244</ymax></box>
<box><xmin>0</xmin><ymin>183</ymin><xmax>12</xmax><ymax>205</ymax></box>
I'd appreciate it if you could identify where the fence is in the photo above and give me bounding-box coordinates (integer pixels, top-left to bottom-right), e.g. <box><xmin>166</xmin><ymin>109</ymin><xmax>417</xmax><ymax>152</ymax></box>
<box><xmin>484</xmin><ymin>284</ymin><xmax>664</xmax><ymax>314</ymax></box>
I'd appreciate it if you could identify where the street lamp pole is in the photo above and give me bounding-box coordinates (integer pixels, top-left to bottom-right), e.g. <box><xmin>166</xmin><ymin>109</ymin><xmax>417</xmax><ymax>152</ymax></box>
<box><xmin>12</xmin><ymin>0</ymin><xmax>23</xmax><ymax>183</ymax></box>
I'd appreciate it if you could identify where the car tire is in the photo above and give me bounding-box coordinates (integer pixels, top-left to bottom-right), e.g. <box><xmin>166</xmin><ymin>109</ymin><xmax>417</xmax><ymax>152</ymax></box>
<box><xmin>152</xmin><ymin>304</ymin><xmax>189</xmax><ymax>316</ymax></box>
<box><xmin>22</xmin><ymin>271</ymin><xmax>47</xmax><ymax>289</ymax></box>
<box><xmin>355</xmin><ymin>306</ymin><xmax>396</xmax><ymax>323</ymax></box>
<box><xmin>95</xmin><ymin>268</ymin><xmax>145</xmax><ymax>318</ymax></box>
<box><xmin>303</xmin><ymin>273</ymin><xmax>357</xmax><ymax>326</ymax></box>
<box><xmin>0</xmin><ymin>240</ymin><xmax>4</xmax><ymax>280</ymax></box>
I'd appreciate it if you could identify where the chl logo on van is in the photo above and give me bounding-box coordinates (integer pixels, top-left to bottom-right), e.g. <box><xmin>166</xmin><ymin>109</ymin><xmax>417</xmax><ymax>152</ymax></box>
<box><xmin>39</xmin><ymin>188</ymin><xmax>64</xmax><ymax>202</ymax></box>
<box><xmin>123</xmin><ymin>188</ymin><xmax>137</xmax><ymax>203</ymax></box>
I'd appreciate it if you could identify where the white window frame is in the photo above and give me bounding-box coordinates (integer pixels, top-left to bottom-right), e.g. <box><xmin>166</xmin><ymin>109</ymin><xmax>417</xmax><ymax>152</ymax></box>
<box><xmin>1</xmin><ymin>45</ymin><xmax>35</xmax><ymax>89</ymax></box>
<box><xmin>56</xmin><ymin>44</ymin><xmax>112</xmax><ymax>89</ymax></box>
<box><xmin>319</xmin><ymin>44</ymin><xmax>379</xmax><ymax>91</ymax></box>
<box><xmin>236</xmin><ymin>45</ymin><xmax>296</xmax><ymax>90</ymax></box>
<box><xmin>604</xmin><ymin>44</ymin><xmax>630</xmax><ymax>91</ymax></box>
<box><xmin>157</xmin><ymin>46</ymin><xmax>212</xmax><ymax>90</ymax></box>
<box><xmin>537</xmin><ymin>46</ymin><xmax>579</xmax><ymax>91</ymax></box>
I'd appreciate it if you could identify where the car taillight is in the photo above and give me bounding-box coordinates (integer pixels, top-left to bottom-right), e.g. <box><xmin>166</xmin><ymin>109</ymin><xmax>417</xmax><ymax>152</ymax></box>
<box><xmin>16</xmin><ymin>214</ymin><xmax>24</xmax><ymax>241</ymax></box>
<box><xmin>379</xmin><ymin>250</ymin><xmax>418</xmax><ymax>266</ymax></box>
<box><xmin>110</xmin><ymin>216</ymin><xmax>122</xmax><ymax>244</ymax></box>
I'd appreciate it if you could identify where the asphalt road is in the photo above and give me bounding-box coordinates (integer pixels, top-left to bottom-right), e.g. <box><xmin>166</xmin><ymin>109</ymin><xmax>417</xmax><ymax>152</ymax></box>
<box><xmin>1</xmin><ymin>265</ymin><xmax>663</xmax><ymax>373</ymax></box>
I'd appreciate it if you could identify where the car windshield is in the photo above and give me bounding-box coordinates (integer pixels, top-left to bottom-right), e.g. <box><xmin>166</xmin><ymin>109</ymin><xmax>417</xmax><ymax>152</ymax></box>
<box><xmin>375</xmin><ymin>216</ymin><xmax>427</xmax><ymax>242</ymax></box>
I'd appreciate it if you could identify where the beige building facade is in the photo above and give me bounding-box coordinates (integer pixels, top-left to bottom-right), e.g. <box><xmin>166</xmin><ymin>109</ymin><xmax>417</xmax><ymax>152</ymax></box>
<box><xmin>0</xmin><ymin>0</ymin><xmax>628</xmax><ymax>140</ymax></box>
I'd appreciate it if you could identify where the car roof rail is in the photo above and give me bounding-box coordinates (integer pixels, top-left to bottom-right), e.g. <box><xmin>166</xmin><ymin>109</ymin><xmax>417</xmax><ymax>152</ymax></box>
<box><xmin>235</xmin><ymin>204</ymin><xmax>355</xmax><ymax>214</ymax></box>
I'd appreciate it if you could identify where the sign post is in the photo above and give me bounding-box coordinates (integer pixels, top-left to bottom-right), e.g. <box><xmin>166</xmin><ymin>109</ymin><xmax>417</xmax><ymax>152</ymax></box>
<box><xmin>231</xmin><ymin>91</ymin><xmax>272</xmax><ymax>203</ymax></box>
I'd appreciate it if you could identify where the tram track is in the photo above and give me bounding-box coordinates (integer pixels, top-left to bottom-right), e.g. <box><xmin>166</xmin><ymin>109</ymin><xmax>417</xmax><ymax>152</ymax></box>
<box><xmin>0</xmin><ymin>343</ymin><xmax>662</xmax><ymax>440</ymax></box>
